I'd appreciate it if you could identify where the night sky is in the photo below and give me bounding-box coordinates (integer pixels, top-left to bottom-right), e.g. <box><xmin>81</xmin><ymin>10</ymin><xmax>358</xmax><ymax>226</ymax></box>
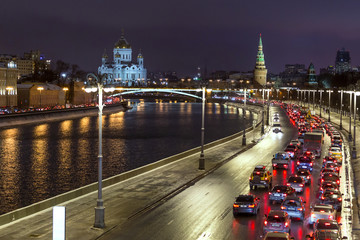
<box><xmin>1</xmin><ymin>1</ymin><xmax>360</xmax><ymax>77</ymax></box>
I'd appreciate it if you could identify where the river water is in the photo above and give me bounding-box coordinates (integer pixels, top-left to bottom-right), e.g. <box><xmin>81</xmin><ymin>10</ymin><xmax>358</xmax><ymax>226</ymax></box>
<box><xmin>0</xmin><ymin>101</ymin><xmax>254</xmax><ymax>214</ymax></box>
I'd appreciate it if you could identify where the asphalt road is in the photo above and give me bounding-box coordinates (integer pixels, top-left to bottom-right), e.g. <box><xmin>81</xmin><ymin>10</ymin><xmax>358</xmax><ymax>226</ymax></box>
<box><xmin>99</xmin><ymin>105</ymin><xmax>350</xmax><ymax>240</ymax></box>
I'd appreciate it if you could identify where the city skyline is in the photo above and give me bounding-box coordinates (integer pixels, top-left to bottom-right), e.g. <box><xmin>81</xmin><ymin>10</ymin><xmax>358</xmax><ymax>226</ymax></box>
<box><xmin>1</xmin><ymin>1</ymin><xmax>360</xmax><ymax>76</ymax></box>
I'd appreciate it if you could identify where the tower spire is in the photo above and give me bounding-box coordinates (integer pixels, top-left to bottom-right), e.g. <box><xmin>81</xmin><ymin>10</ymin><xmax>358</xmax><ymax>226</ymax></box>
<box><xmin>254</xmin><ymin>34</ymin><xmax>267</xmax><ymax>86</ymax></box>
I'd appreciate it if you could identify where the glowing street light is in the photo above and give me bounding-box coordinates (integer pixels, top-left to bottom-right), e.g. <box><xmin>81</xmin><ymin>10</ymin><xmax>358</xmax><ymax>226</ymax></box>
<box><xmin>63</xmin><ymin>87</ymin><xmax>69</xmax><ymax>104</ymax></box>
<box><xmin>37</xmin><ymin>86</ymin><xmax>44</xmax><ymax>108</ymax></box>
<box><xmin>5</xmin><ymin>86</ymin><xmax>13</xmax><ymax>107</ymax></box>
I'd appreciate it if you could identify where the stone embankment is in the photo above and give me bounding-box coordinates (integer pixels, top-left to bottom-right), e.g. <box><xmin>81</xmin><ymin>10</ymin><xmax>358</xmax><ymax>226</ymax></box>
<box><xmin>0</xmin><ymin>103</ymin><xmax>130</xmax><ymax>128</ymax></box>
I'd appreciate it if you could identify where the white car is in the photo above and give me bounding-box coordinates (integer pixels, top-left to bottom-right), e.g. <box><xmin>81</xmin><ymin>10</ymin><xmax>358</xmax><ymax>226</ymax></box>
<box><xmin>309</xmin><ymin>203</ymin><xmax>337</xmax><ymax>225</ymax></box>
<box><xmin>290</xmin><ymin>139</ymin><xmax>302</xmax><ymax>148</ymax></box>
<box><xmin>329</xmin><ymin>146</ymin><xmax>341</xmax><ymax>155</ymax></box>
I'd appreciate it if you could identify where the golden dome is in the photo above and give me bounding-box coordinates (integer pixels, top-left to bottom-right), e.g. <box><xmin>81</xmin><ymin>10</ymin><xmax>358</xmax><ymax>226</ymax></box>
<box><xmin>114</xmin><ymin>35</ymin><xmax>131</xmax><ymax>49</ymax></box>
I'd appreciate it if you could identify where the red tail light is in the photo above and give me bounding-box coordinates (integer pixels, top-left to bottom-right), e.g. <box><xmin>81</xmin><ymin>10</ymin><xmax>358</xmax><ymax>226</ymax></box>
<box><xmin>284</xmin><ymin>164</ymin><xmax>288</xmax><ymax>168</ymax></box>
<box><xmin>329</xmin><ymin>215</ymin><xmax>333</xmax><ymax>220</ymax></box>
<box><xmin>281</xmin><ymin>206</ymin><xmax>286</xmax><ymax>210</ymax></box>
<box><xmin>265</xmin><ymin>177</ymin><xmax>268</xmax><ymax>180</ymax></box>
<box><xmin>299</xmin><ymin>184</ymin><xmax>304</xmax><ymax>187</ymax></box>
<box><xmin>297</xmin><ymin>161</ymin><xmax>300</xmax><ymax>165</ymax></box>
<box><xmin>321</xmin><ymin>196</ymin><xmax>325</xmax><ymax>200</ymax></box>
<box><xmin>285</xmin><ymin>222</ymin><xmax>288</xmax><ymax>227</ymax></box>
<box><xmin>273</xmin><ymin>164</ymin><xmax>276</xmax><ymax>166</ymax></box>
<box><xmin>268</xmin><ymin>192</ymin><xmax>271</xmax><ymax>195</ymax></box>
<box><xmin>286</xmin><ymin>183</ymin><xmax>290</xmax><ymax>186</ymax></box>
<box><xmin>284</xmin><ymin>193</ymin><xmax>287</xmax><ymax>197</ymax></box>
<box><xmin>249</xmin><ymin>177</ymin><xmax>251</xmax><ymax>180</ymax></box>
<box><xmin>310</xmin><ymin>162</ymin><xmax>313</xmax><ymax>166</ymax></box>
<box><xmin>307</xmin><ymin>176</ymin><xmax>310</xmax><ymax>179</ymax></box>
<box><xmin>338</xmin><ymin>198</ymin><xmax>342</xmax><ymax>202</ymax></box>
<box><xmin>297</xmin><ymin>207</ymin><xmax>303</xmax><ymax>211</ymax></box>
<box><xmin>264</xmin><ymin>220</ymin><xmax>268</xmax><ymax>226</ymax></box>
<box><xmin>249</xmin><ymin>204</ymin><xmax>255</xmax><ymax>208</ymax></box>
<box><xmin>337</xmin><ymin>180</ymin><xmax>340</xmax><ymax>184</ymax></box>
<box><xmin>233</xmin><ymin>204</ymin><xmax>239</xmax><ymax>208</ymax></box>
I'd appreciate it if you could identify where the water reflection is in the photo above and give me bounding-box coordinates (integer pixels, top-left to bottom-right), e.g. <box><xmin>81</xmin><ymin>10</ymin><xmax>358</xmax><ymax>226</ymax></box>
<box><xmin>0</xmin><ymin>128</ymin><xmax>20</xmax><ymax>212</ymax></box>
<box><xmin>31</xmin><ymin>124</ymin><xmax>50</xmax><ymax>202</ymax></box>
<box><xmin>0</xmin><ymin>102</ymin><xmax>254</xmax><ymax>214</ymax></box>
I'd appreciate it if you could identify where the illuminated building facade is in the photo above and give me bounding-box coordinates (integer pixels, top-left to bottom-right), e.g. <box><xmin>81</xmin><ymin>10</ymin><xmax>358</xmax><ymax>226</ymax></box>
<box><xmin>98</xmin><ymin>34</ymin><xmax>147</xmax><ymax>86</ymax></box>
<box><xmin>0</xmin><ymin>61</ymin><xmax>18</xmax><ymax>107</ymax></box>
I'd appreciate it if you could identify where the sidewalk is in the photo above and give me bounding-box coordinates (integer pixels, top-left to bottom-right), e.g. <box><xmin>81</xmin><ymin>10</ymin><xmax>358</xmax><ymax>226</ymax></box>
<box><xmin>0</xmin><ymin>104</ymin><xmax>267</xmax><ymax>240</ymax></box>
<box><xmin>302</xmin><ymin>104</ymin><xmax>360</xmax><ymax>239</ymax></box>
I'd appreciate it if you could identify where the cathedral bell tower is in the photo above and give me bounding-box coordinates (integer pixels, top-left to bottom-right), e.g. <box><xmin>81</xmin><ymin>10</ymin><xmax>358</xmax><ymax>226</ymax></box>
<box><xmin>254</xmin><ymin>34</ymin><xmax>267</xmax><ymax>86</ymax></box>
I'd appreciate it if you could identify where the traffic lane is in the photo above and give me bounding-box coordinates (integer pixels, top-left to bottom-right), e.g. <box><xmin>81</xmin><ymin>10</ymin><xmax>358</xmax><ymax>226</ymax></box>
<box><xmin>267</xmin><ymin>124</ymin><xmax>346</xmax><ymax>240</ymax></box>
<box><xmin>100</xmin><ymin>106</ymin><xmax>297</xmax><ymax>240</ymax></box>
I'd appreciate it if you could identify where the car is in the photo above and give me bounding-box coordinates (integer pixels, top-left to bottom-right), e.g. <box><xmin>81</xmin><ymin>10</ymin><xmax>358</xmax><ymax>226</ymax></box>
<box><xmin>309</xmin><ymin>203</ymin><xmax>337</xmax><ymax>225</ymax></box>
<box><xmin>322</xmin><ymin>156</ymin><xmax>338</xmax><ymax>167</ymax></box>
<box><xmin>249</xmin><ymin>165</ymin><xmax>272</xmax><ymax>190</ymax></box>
<box><xmin>297</xmin><ymin>156</ymin><xmax>314</xmax><ymax>172</ymax></box>
<box><xmin>269</xmin><ymin>185</ymin><xmax>296</xmax><ymax>204</ymax></box>
<box><xmin>308</xmin><ymin>219</ymin><xmax>345</xmax><ymax>240</ymax></box>
<box><xmin>280</xmin><ymin>196</ymin><xmax>306</xmax><ymax>220</ymax></box>
<box><xmin>272</xmin><ymin>152</ymin><xmax>290</xmax><ymax>169</ymax></box>
<box><xmin>285</xmin><ymin>145</ymin><xmax>298</xmax><ymax>159</ymax></box>
<box><xmin>264</xmin><ymin>231</ymin><xmax>294</xmax><ymax>240</ymax></box>
<box><xmin>323</xmin><ymin>162</ymin><xmax>340</xmax><ymax>174</ymax></box>
<box><xmin>329</xmin><ymin>146</ymin><xmax>342</xmax><ymax>155</ymax></box>
<box><xmin>287</xmin><ymin>176</ymin><xmax>305</xmax><ymax>193</ymax></box>
<box><xmin>233</xmin><ymin>194</ymin><xmax>260</xmax><ymax>216</ymax></box>
<box><xmin>306</xmin><ymin>231</ymin><xmax>346</xmax><ymax>240</ymax></box>
<box><xmin>273</xmin><ymin>123</ymin><xmax>282</xmax><ymax>133</ymax></box>
<box><xmin>263</xmin><ymin>210</ymin><xmax>291</xmax><ymax>234</ymax></box>
<box><xmin>320</xmin><ymin>172</ymin><xmax>340</xmax><ymax>186</ymax></box>
<box><xmin>320</xmin><ymin>189</ymin><xmax>342</xmax><ymax>211</ymax></box>
<box><xmin>319</xmin><ymin>181</ymin><xmax>339</xmax><ymax>194</ymax></box>
<box><xmin>296</xmin><ymin>169</ymin><xmax>311</xmax><ymax>185</ymax></box>
<box><xmin>303</xmin><ymin>151</ymin><xmax>315</xmax><ymax>160</ymax></box>
<box><xmin>290</xmin><ymin>139</ymin><xmax>302</xmax><ymax>148</ymax></box>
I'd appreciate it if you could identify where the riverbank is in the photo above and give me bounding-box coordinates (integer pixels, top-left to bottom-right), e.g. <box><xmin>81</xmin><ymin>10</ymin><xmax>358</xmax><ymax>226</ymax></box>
<box><xmin>0</xmin><ymin>103</ymin><xmax>131</xmax><ymax>128</ymax></box>
<box><xmin>0</xmin><ymin>103</ymin><xmax>267</xmax><ymax>240</ymax></box>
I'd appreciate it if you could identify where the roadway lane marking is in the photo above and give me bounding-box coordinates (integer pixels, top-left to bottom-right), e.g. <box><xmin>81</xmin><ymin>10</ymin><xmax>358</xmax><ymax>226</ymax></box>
<box><xmin>167</xmin><ymin>220</ymin><xmax>173</xmax><ymax>225</ymax></box>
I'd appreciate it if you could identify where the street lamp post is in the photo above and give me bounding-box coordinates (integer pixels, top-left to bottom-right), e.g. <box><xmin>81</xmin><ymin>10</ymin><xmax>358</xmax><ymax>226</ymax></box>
<box><xmin>37</xmin><ymin>86</ymin><xmax>44</xmax><ymax>108</ymax></box>
<box><xmin>345</xmin><ymin>91</ymin><xmax>353</xmax><ymax>141</ymax></box>
<box><xmin>312</xmin><ymin>90</ymin><xmax>316</xmax><ymax>110</ymax></box>
<box><xmin>261</xmin><ymin>89</ymin><xmax>265</xmax><ymax>134</ymax></box>
<box><xmin>199</xmin><ymin>86</ymin><xmax>206</xmax><ymax>170</ymax></box>
<box><xmin>319</xmin><ymin>90</ymin><xmax>324</xmax><ymax>118</ymax></box>
<box><xmin>327</xmin><ymin>90</ymin><xmax>333</xmax><ymax>122</ymax></box>
<box><xmin>353</xmin><ymin>92</ymin><xmax>358</xmax><ymax>158</ymax></box>
<box><xmin>340</xmin><ymin>90</ymin><xmax>343</xmax><ymax>130</ymax></box>
<box><xmin>86</xmin><ymin>73</ymin><xmax>108</xmax><ymax>228</ymax></box>
<box><xmin>266</xmin><ymin>89</ymin><xmax>270</xmax><ymax>126</ymax></box>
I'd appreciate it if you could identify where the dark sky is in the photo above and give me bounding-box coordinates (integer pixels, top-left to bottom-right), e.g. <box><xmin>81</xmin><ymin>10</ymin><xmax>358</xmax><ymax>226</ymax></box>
<box><xmin>1</xmin><ymin>1</ymin><xmax>360</xmax><ymax>77</ymax></box>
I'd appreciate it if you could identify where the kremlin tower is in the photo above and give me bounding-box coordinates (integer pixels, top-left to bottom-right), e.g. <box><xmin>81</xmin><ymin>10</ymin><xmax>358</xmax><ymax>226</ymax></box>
<box><xmin>254</xmin><ymin>34</ymin><xmax>267</xmax><ymax>86</ymax></box>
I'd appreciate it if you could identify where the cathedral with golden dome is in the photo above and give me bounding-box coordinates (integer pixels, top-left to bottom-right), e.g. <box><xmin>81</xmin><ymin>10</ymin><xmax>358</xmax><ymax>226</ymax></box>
<box><xmin>98</xmin><ymin>34</ymin><xmax>147</xmax><ymax>86</ymax></box>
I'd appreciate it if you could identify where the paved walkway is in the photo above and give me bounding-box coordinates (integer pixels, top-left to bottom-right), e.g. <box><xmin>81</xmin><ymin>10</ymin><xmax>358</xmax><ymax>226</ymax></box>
<box><xmin>0</xmin><ymin>104</ymin><xmax>267</xmax><ymax>240</ymax></box>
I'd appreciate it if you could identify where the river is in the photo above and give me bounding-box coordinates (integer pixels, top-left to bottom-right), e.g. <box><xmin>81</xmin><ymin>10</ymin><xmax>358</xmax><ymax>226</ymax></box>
<box><xmin>0</xmin><ymin>101</ymin><xmax>254</xmax><ymax>214</ymax></box>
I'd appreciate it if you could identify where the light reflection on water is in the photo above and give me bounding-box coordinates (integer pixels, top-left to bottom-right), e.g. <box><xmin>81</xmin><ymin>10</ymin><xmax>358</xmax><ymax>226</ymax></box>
<box><xmin>0</xmin><ymin>102</ymin><xmax>254</xmax><ymax>214</ymax></box>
